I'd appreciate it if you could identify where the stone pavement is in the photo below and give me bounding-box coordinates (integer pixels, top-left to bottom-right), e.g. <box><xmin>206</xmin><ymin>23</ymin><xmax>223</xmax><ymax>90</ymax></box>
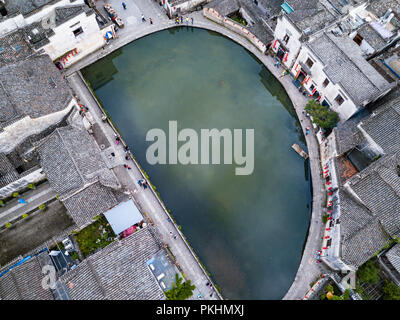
<box><xmin>65</xmin><ymin>0</ymin><xmax>328</xmax><ymax>300</ymax></box>
<box><xmin>0</xmin><ymin>182</ymin><xmax>56</xmax><ymax>226</ymax></box>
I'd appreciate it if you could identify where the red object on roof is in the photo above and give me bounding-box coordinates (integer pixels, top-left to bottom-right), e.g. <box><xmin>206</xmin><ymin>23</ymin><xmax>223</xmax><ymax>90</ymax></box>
<box><xmin>121</xmin><ymin>225</ymin><xmax>136</xmax><ymax>238</ymax></box>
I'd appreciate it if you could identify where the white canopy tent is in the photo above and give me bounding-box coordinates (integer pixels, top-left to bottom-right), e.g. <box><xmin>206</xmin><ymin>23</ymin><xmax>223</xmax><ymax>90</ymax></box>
<box><xmin>104</xmin><ymin>199</ymin><xmax>143</xmax><ymax>235</ymax></box>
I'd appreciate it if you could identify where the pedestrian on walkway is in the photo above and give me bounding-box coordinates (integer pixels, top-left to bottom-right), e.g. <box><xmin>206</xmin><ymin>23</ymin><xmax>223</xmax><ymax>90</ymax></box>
<box><xmin>122</xmin><ymin>2</ymin><xmax>126</xmax><ymax>9</ymax></box>
<box><xmin>186</xmin><ymin>17</ymin><xmax>189</xmax><ymax>25</ymax></box>
<box><xmin>125</xmin><ymin>155</ymin><xmax>130</xmax><ymax>160</ymax></box>
<box><xmin>180</xmin><ymin>16</ymin><xmax>183</xmax><ymax>24</ymax></box>
<box><xmin>170</xmin><ymin>231</ymin><xmax>173</xmax><ymax>237</ymax></box>
<box><xmin>191</xmin><ymin>17</ymin><xmax>193</xmax><ymax>24</ymax></box>
<box><xmin>175</xmin><ymin>17</ymin><xmax>179</xmax><ymax>24</ymax></box>
<box><xmin>150</xmin><ymin>18</ymin><xmax>153</xmax><ymax>24</ymax></box>
<box><xmin>111</xmin><ymin>152</ymin><xmax>115</xmax><ymax>157</ymax></box>
<box><xmin>141</xmin><ymin>14</ymin><xmax>146</xmax><ymax>22</ymax></box>
<box><xmin>124</xmin><ymin>164</ymin><xmax>128</xmax><ymax>168</ymax></box>
<box><xmin>124</xmin><ymin>145</ymin><xmax>129</xmax><ymax>151</ymax></box>
<box><xmin>173</xmin><ymin>234</ymin><xmax>177</xmax><ymax>240</ymax></box>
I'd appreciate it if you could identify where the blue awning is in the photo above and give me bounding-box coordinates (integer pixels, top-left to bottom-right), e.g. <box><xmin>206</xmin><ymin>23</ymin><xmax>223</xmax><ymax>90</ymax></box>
<box><xmin>104</xmin><ymin>199</ymin><xmax>143</xmax><ymax>235</ymax></box>
<box><xmin>281</xmin><ymin>2</ymin><xmax>294</xmax><ymax>14</ymax></box>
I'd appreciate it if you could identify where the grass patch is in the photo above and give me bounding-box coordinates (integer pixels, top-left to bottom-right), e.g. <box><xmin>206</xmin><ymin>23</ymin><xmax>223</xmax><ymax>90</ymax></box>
<box><xmin>73</xmin><ymin>215</ymin><xmax>116</xmax><ymax>258</ymax></box>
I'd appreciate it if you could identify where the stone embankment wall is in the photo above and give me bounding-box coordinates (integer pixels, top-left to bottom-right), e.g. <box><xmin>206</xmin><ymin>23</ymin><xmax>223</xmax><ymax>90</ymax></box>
<box><xmin>203</xmin><ymin>8</ymin><xmax>266</xmax><ymax>54</ymax></box>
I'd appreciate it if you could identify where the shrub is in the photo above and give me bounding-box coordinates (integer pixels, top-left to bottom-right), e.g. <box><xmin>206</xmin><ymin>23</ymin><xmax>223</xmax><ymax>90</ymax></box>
<box><xmin>165</xmin><ymin>274</ymin><xmax>196</xmax><ymax>300</ymax></box>
<box><xmin>322</xmin><ymin>214</ymin><xmax>329</xmax><ymax>224</ymax></box>
<box><xmin>0</xmin><ymin>200</ymin><xmax>4</xmax><ymax>207</ymax></box>
<box><xmin>22</xmin><ymin>213</ymin><xmax>28</xmax><ymax>219</ymax></box>
<box><xmin>305</xmin><ymin>99</ymin><xmax>339</xmax><ymax>130</ymax></box>
<box><xmin>28</xmin><ymin>183</ymin><xmax>36</xmax><ymax>190</ymax></box>
<box><xmin>38</xmin><ymin>204</ymin><xmax>46</xmax><ymax>211</ymax></box>
<box><xmin>12</xmin><ymin>192</ymin><xmax>19</xmax><ymax>198</ymax></box>
<box><xmin>5</xmin><ymin>222</ymin><xmax>11</xmax><ymax>228</ymax></box>
<box><xmin>382</xmin><ymin>280</ymin><xmax>400</xmax><ymax>300</ymax></box>
<box><xmin>357</xmin><ymin>260</ymin><xmax>380</xmax><ymax>285</ymax></box>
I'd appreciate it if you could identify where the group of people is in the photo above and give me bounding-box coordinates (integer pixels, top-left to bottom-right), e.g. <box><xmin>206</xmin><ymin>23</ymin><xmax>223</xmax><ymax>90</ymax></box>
<box><xmin>175</xmin><ymin>16</ymin><xmax>194</xmax><ymax>25</ymax></box>
<box><xmin>138</xmin><ymin>179</ymin><xmax>149</xmax><ymax>189</ymax></box>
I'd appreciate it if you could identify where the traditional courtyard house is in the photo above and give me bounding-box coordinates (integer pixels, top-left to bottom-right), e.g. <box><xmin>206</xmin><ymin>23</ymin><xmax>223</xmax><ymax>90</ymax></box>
<box><xmin>0</xmin><ymin>0</ymin><xmax>113</xmax><ymax>68</ymax></box>
<box><xmin>271</xmin><ymin>0</ymin><xmax>339</xmax><ymax>69</ymax></box>
<box><xmin>35</xmin><ymin>110</ymin><xmax>126</xmax><ymax>229</ymax></box>
<box><xmin>0</xmin><ymin>35</ymin><xmax>77</xmax><ymax>198</ymax></box>
<box><xmin>320</xmin><ymin>95</ymin><xmax>400</xmax><ymax>272</ymax></box>
<box><xmin>291</xmin><ymin>32</ymin><xmax>394</xmax><ymax>121</ymax></box>
<box><xmin>347</xmin><ymin>0</ymin><xmax>400</xmax><ymax>59</ymax></box>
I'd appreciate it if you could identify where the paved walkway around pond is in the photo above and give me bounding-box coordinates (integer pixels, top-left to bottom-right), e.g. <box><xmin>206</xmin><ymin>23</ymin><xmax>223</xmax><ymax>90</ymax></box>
<box><xmin>65</xmin><ymin>0</ymin><xmax>328</xmax><ymax>300</ymax></box>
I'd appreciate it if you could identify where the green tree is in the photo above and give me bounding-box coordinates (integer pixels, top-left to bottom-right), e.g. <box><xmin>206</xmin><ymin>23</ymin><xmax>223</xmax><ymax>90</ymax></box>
<box><xmin>165</xmin><ymin>274</ymin><xmax>196</xmax><ymax>300</ymax></box>
<box><xmin>28</xmin><ymin>183</ymin><xmax>36</xmax><ymax>190</ymax></box>
<box><xmin>357</xmin><ymin>260</ymin><xmax>380</xmax><ymax>285</ymax></box>
<box><xmin>382</xmin><ymin>280</ymin><xmax>400</xmax><ymax>300</ymax></box>
<box><xmin>305</xmin><ymin>99</ymin><xmax>339</xmax><ymax>130</ymax></box>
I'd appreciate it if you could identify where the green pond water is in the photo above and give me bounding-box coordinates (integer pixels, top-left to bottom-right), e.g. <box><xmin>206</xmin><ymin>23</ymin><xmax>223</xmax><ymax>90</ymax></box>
<box><xmin>82</xmin><ymin>27</ymin><xmax>311</xmax><ymax>300</ymax></box>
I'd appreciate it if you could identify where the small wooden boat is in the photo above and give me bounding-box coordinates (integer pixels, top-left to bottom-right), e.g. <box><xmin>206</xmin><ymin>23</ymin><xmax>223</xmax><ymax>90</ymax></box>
<box><xmin>292</xmin><ymin>143</ymin><xmax>309</xmax><ymax>159</ymax></box>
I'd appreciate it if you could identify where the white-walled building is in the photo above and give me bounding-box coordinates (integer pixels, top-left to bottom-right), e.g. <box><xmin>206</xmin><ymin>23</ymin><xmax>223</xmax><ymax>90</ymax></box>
<box><xmin>271</xmin><ymin>0</ymin><xmax>339</xmax><ymax>69</ymax></box>
<box><xmin>291</xmin><ymin>32</ymin><xmax>394</xmax><ymax>121</ymax></box>
<box><xmin>0</xmin><ymin>0</ymin><xmax>114</xmax><ymax>68</ymax></box>
<box><xmin>160</xmin><ymin>0</ymin><xmax>208</xmax><ymax>18</ymax></box>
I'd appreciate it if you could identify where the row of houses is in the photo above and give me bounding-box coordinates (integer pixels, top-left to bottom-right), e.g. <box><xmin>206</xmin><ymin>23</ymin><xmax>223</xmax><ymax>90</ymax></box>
<box><xmin>270</xmin><ymin>0</ymin><xmax>400</xmax><ymax>122</ymax></box>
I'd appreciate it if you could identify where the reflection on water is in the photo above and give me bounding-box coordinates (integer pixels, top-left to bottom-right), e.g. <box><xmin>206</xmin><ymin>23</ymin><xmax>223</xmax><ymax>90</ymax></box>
<box><xmin>82</xmin><ymin>27</ymin><xmax>311</xmax><ymax>299</ymax></box>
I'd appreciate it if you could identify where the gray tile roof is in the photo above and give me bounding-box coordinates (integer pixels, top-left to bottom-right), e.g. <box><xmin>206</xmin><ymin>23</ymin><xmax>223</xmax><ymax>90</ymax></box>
<box><xmin>357</xmin><ymin>23</ymin><xmax>388</xmax><ymax>52</ymax></box>
<box><xmin>386</xmin><ymin>244</ymin><xmax>400</xmax><ymax>273</ymax></box>
<box><xmin>338</xmin><ymin>189</ymin><xmax>374</xmax><ymax>241</ymax></box>
<box><xmin>62</xmin><ymin>182</ymin><xmax>119</xmax><ymax>227</ymax></box>
<box><xmin>1</xmin><ymin>0</ymin><xmax>62</xmax><ymax>17</ymax></box>
<box><xmin>360</xmin><ymin>97</ymin><xmax>400</xmax><ymax>154</ymax></box>
<box><xmin>0</xmin><ymin>153</ymin><xmax>19</xmax><ymax>189</ymax></box>
<box><xmin>0</xmin><ymin>30</ymin><xmax>34</xmax><ymax>68</ymax></box>
<box><xmin>54</xmin><ymin>5</ymin><xmax>94</xmax><ymax>27</ymax></box>
<box><xmin>60</xmin><ymin>227</ymin><xmax>166</xmax><ymax>300</ymax></box>
<box><xmin>284</xmin><ymin>0</ymin><xmax>337</xmax><ymax>34</ymax></box>
<box><xmin>349</xmin><ymin>154</ymin><xmax>400</xmax><ymax>238</ymax></box>
<box><xmin>341</xmin><ymin>217</ymin><xmax>389</xmax><ymax>268</ymax></box>
<box><xmin>0</xmin><ymin>252</ymin><xmax>54</xmax><ymax>300</ymax></box>
<box><xmin>0</xmin><ymin>54</ymin><xmax>72</xmax><ymax>127</ymax></box>
<box><xmin>37</xmin><ymin>124</ymin><xmax>120</xmax><ymax>196</ymax></box>
<box><xmin>308</xmin><ymin>33</ymin><xmax>392</xmax><ymax>107</ymax></box>
<box><xmin>368</xmin><ymin>0</ymin><xmax>400</xmax><ymax>29</ymax></box>
<box><xmin>36</xmin><ymin>121</ymin><xmax>122</xmax><ymax>227</ymax></box>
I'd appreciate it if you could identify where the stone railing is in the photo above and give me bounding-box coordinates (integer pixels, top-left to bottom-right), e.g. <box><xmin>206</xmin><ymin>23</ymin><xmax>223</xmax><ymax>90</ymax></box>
<box><xmin>203</xmin><ymin>7</ymin><xmax>266</xmax><ymax>53</ymax></box>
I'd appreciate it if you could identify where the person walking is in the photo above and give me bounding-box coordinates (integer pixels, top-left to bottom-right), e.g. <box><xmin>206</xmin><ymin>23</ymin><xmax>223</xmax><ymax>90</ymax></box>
<box><xmin>191</xmin><ymin>17</ymin><xmax>193</xmax><ymax>24</ymax></box>
<box><xmin>141</xmin><ymin>14</ymin><xmax>146</xmax><ymax>22</ymax></box>
<box><xmin>150</xmin><ymin>18</ymin><xmax>153</xmax><ymax>24</ymax></box>
<box><xmin>122</xmin><ymin>2</ymin><xmax>126</xmax><ymax>9</ymax></box>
